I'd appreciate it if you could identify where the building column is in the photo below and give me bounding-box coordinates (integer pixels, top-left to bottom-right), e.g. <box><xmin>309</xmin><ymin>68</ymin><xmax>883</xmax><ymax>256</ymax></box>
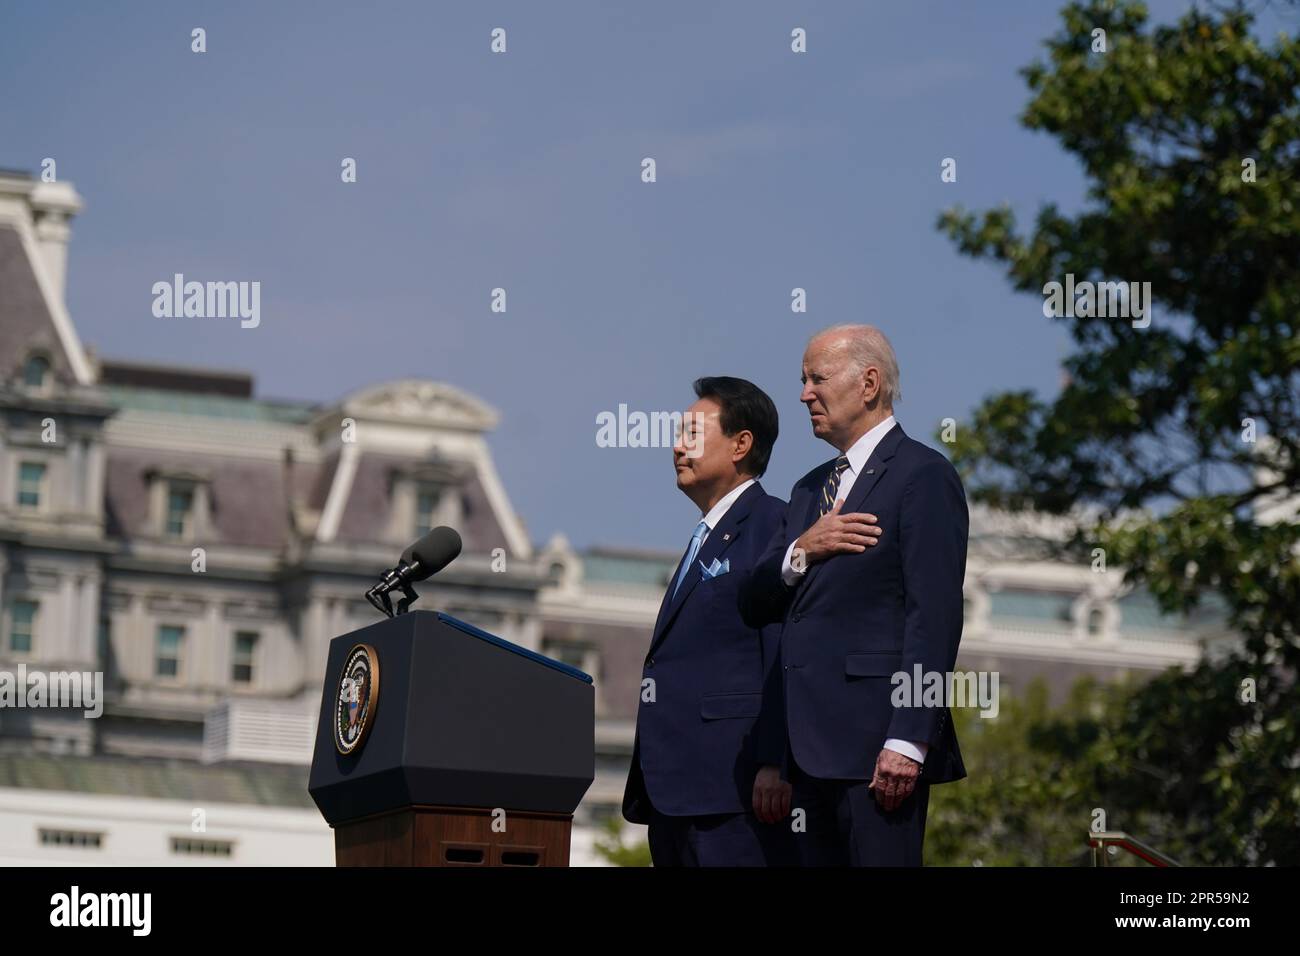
<box><xmin>66</xmin><ymin>438</ymin><xmax>85</xmax><ymax>511</ymax></box>
<box><xmin>206</xmin><ymin>600</ymin><xmax>223</xmax><ymax>694</ymax></box>
<box><xmin>85</xmin><ymin>439</ymin><xmax>106</xmax><ymax>525</ymax></box>
<box><xmin>0</xmin><ymin>546</ymin><xmax>8</xmax><ymax>627</ymax></box>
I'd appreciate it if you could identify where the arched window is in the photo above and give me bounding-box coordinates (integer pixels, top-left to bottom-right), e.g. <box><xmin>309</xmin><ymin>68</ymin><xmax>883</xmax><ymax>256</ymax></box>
<box><xmin>23</xmin><ymin>354</ymin><xmax>50</xmax><ymax>389</ymax></box>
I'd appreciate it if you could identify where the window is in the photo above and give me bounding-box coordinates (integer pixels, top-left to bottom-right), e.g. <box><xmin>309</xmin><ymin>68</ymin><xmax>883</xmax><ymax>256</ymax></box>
<box><xmin>17</xmin><ymin>461</ymin><xmax>46</xmax><ymax>509</ymax></box>
<box><xmin>414</xmin><ymin>483</ymin><xmax>440</xmax><ymax>537</ymax></box>
<box><xmin>1087</xmin><ymin>607</ymin><xmax>1105</xmax><ymax>636</ymax></box>
<box><xmin>232</xmin><ymin>631</ymin><xmax>257</xmax><ymax>684</ymax></box>
<box><xmin>165</xmin><ymin>483</ymin><xmax>195</xmax><ymax>537</ymax></box>
<box><xmin>1117</xmin><ymin>590</ymin><xmax>1182</xmax><ymax>631</ymax></box>
<box><xmin>10</xmin><ymin>600</ymin><xmax>37</xmax><ymax>653</ymax></box>
<box><xmin>23</xmin><ymin>354</ymin><xmax>50</xmax><ymax>389</ymax></box>
<box><xmin>98</xmin><ymin>616</ymin><xmax>111</xmax><ymax>661</ymax></box>
<box><xmin>39</xmin><ymin>828</ymin><xmax>102</xmax><ymax>849</ymax></box>
<box><xmin>988</xmin><ymin>588</ymin><xmax>1076</xmax><ymax>625</ymax></box>
<box><xmin>156</xmin><ymin>625</ymin><xmax>184</xmax><ymax>678</ymax></box>
<box><xmin>171</xmin><ymin>837</ymin><xmax>233</xmax><ymax>857</ymax></box>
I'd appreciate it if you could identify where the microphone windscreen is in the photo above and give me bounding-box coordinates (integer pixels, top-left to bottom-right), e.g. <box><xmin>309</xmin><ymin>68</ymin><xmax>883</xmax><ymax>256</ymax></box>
<box><xmin>402</xmin><ymin>526</ymin><xmax>463</xmax><ymax>581</ymax></box>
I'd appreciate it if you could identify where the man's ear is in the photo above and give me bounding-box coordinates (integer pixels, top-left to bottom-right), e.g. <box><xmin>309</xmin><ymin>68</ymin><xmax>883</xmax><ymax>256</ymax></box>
<box><xmin>732</xmin><ymin>429</ymin><xmax>754</xmax><ymax>465</ymax></box>
<box><xmin>862</xmin><ymin>366</ymin><xmax>881</xmax><ymax>405</ymax></box>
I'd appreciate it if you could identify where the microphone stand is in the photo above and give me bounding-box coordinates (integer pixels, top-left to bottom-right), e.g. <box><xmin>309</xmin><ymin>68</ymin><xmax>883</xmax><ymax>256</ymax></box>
<box><xmin>365</xmin><ymin>567</ymin><xmax>421</xmax><ymax>618</ymax></box>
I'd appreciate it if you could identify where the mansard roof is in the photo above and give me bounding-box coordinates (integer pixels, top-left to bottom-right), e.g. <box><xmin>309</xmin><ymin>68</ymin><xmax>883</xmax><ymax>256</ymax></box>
<box><xmin>0</xmin><ymin>171</ymin><xmax>93</xmax><ymax>384</ymax></box>
<box><xmin>0</xmin><ymin>225</ymin><xmax>78</xmax><ymax>388</ymax></box>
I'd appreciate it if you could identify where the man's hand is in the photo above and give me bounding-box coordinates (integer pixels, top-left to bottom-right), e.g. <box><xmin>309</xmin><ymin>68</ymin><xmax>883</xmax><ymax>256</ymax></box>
<box><xmin>793</xmin><ymin>500</ymin><xmax>882</xmax><ymax>567</ymax></box>
<box><xmin>752</xmin><ymin>765</ymin><xmax>792</xmax><ymax>823</ymax></box>
<box><xmin>868</xmin><ymin>748</ymin><xmax>921</xmax><ymax>812</ymax></box>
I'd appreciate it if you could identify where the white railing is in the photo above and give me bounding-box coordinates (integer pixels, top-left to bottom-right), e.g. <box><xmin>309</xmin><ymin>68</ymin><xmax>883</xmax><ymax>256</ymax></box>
<box><xmin>201</xmin><ymin>697</ymin><xmax>319</xmax><ymax>765</ymax></box>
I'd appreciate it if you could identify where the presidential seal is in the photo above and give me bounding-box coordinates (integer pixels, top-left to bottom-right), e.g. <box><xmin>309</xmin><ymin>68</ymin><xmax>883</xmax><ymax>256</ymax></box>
<box><xmin>334</xmin><ymin>643</ymin><xmax>380</xmax><ymax>756</ymax></box>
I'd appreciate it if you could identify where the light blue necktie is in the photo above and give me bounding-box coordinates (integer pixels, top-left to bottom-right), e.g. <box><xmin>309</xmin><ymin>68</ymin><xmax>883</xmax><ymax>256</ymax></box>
<box><xmin>671</xmin><ymin>520</ymin><xmax>709</xmax><ymax>600</ymax></box>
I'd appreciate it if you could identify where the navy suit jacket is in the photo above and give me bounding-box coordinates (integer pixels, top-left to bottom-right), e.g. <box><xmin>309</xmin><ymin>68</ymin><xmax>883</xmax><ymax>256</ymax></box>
<box><xmin>742</xmin><ymin>423</ymin><xmax>969</xmax><ymax>785</ymax></box>
<box><xmin>622</xmin><ymin>481</ymin><xmax>788</xmax><ymax>823</ymax></box>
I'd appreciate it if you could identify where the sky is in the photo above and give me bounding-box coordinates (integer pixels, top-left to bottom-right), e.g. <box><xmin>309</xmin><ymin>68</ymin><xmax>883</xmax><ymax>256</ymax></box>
<box><xmin>2</xmin><ymin>0</ymin><xmax>1277</xmax><ymax>552</ymax></box>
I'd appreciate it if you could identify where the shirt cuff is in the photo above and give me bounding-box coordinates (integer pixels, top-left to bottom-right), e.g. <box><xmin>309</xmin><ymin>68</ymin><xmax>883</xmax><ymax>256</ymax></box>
<box><xmin>883</xmin><ymin>738</ymin><xmax>928</xmax><ymax>763</ymax></box>
<box><xmin>780</xmin><ymin>540</ymin><xmax>805</xmax><ymax>586</ymax></box>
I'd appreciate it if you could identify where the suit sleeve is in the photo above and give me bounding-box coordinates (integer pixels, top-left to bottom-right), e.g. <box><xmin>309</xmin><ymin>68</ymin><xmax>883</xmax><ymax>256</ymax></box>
<box><xmin>887</xmin><ymin>458</ymin><xmax>969</xmax><ymax>745</ymax></box>
<box><xmin>744</xmin><ymin>500</ymin><xmax>791</xmax><ymax>769</ymax></box>
<box><xmin>739</xmin><ymin>500</ymin><xmax>798</xmax><ymax>628</ymax></box>
<box><xmin>752</xmin><ymin>619</ymin><xmax>787</xmax><ymax>768</ymax></box>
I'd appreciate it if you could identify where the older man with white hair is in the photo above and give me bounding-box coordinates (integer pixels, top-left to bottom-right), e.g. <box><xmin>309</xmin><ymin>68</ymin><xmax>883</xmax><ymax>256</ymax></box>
<box><xmin>741</xmin><ymin>324</ymin><xmax>969</xmax><ymax>866</ymax></box>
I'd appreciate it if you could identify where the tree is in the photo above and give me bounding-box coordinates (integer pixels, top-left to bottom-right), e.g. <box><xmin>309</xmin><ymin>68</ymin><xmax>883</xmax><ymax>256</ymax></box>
<box><xmin>591</xmin><ymin>816</ymin><xmax>653</xmax><ymax>867</ymax></box>
<box><xmin>928</xmin><ymin>679</ymin><xmax>1110</xmax><ymax>867</ymax></box>
<box><xmin>937</xmin><ymin>0</ymin><xmax>1299</xmax><ymax>863</ymax></box>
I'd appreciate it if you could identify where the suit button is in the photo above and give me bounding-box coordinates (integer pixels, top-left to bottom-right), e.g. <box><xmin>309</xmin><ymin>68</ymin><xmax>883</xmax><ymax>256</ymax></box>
<box><xmin>647</xmin><ymin>658</ymin><xmax>655</xmax><ymax>667</ymax></box>
<box><xmin>792</xmin><ymin>613</ymin><xmax>802</xmax><ymax>622</ymax></box>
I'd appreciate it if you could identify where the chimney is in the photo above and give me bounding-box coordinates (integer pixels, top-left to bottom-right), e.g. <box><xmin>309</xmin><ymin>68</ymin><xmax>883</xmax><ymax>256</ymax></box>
<box><xmin>29</xmin><ymin>180</ymin><xmax>83</xmax><ymax>306</ymax></box>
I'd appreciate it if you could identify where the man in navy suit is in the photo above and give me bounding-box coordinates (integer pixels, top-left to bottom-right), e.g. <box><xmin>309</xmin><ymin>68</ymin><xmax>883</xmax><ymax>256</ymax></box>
<box><xmin>742</xmin><ymin>325</ymin><xmax>968</xmax><ymax>866</ymax></box>
<box><xmin>623</xmin><ymin>377</ymin><xmax>827</xmax><ymax>866</ymax></box>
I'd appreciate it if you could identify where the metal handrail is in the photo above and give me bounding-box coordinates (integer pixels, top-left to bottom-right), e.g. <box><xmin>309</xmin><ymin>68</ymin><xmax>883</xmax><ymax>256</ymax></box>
<box><xmin>1089</xmin><ymin>830</ymin><xmax>1180</xmax><ymax>867</ymax></box>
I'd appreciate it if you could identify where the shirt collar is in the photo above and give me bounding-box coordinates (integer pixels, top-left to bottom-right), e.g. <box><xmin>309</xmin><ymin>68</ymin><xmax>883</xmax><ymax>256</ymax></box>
<box><xmin>843</xmin><ymin>415</ymin><xmax>897</xmax><ymax>475</ymax></box>
<box><xmin>702</xmin><ymin>478</ymin><xmax>755</xmax><ymax>531</ymax></box>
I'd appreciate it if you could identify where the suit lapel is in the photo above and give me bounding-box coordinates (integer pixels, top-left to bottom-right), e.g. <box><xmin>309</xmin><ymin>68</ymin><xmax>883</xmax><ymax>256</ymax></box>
<box><xmin>649</xmin><ymin>544</ymin><xmax>692</xmax><ymax>642</ymax></box>
<box><xmin>796</xmin><ymin>423</ymin><xmax>905</xmax><ymax>599</ymax></box>
<box><xmin>647</xmin><ymin>482</ymin><xmax>762</xmax><ymax>656</ymax></box>
<box><xmin>839</xmin><ymin>422</ymin><xmax>903</xmax><ymax>515</ymax></box>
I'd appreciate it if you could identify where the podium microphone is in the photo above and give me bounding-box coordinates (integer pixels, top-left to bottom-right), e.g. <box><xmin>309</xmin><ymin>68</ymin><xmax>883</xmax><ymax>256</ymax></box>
<box><xmin>365</xmin><ymin>526</ymin><xmax>463</xmax><ymax>618</ymax></box>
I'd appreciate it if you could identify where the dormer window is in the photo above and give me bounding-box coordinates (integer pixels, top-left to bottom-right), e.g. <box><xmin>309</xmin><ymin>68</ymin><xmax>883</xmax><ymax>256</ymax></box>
<box><xmin>166</xmin><ymin>483</ymin><xmax>196</xmax><ymax>538</ymax></box>
<box><xmin>23</xmin><ymin>354</ymin><xmax>50</xmax><ymax>389</ymax></box>
<box><xmin>414</xmin><ymin>483</ymin><xmax>440</xmax><ymax>538</ymax></box>
<box><xmin>386</xmin><ymin>459</ymin><xmax>468</xmax><ymax>545</ymax></box>
<box><xmin>145</xmin><ymin>468</ymin><xmax>212</xmax><ymax>542</ymax></box>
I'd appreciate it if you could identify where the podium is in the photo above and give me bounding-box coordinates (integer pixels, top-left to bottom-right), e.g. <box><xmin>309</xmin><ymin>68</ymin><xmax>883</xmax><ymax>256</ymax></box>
<box><xmin>308</xmin><ymin>610</ymin><xmax>594</xmax><ymax>866</ymax></box>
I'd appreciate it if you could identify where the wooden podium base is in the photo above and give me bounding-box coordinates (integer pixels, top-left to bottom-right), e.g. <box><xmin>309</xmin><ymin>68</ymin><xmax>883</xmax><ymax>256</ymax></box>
<box><xmin>334</xmin><ymin>805</ymin><xmax>573</xmax><ymax>867</ymax></box>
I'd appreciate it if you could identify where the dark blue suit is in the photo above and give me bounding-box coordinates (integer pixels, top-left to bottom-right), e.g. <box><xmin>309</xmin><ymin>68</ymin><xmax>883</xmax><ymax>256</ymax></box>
<box><xmin>742</xmin><ymin>423</ymin><xmax>968</xmax><ymax>865</ymax></box>
<box><xmin>622</xmin><ymin>481</ymin><xmax>790</xmax><ymax>866</ymax></box>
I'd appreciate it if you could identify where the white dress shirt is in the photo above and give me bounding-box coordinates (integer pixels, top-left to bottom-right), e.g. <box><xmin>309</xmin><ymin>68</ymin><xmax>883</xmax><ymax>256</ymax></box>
<box><xmin>699</xmin><ymin>478</ymin><xmax>755</xmax><ymax>545</ymax></box>
<box><xmin>777</xmin><ymin>415</ymin><xmax>929</xmax><ymax>764</ymax></box>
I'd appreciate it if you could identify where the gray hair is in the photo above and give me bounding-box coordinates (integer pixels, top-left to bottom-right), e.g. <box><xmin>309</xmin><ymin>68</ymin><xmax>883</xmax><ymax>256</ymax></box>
<box><xmin>811</xmin><ymin>324</ymin><xmax>901</xmax><ymax>407</ymax></box>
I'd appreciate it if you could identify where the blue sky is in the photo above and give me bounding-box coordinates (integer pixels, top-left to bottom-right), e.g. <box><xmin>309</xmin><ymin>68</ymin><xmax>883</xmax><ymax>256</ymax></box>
<box><xmin>1</xmin><ymin>0</ymin><xmax>1266</xmax><ymax>551</ymax></box>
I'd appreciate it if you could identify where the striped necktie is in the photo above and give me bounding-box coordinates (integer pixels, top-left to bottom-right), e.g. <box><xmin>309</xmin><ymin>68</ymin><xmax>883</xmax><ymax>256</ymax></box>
<box><xmin>819</xmin><ymin>456</ymin><xmax>852</xmax><ymax>516</ymax></box>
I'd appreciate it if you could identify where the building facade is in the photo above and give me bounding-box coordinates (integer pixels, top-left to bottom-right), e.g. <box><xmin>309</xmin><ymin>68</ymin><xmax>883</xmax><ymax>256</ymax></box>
<box><xmin>0</xmin><ymin>171</ymin><xmax>1232</xmax><ymax>865</ymax></box>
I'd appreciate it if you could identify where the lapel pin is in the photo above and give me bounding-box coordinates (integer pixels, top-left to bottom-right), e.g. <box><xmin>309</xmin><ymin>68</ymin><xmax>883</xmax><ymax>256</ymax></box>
<box><xmin>866</xmin><ymin>469</ymin><xmax>875</xmax><ymax>475</ymax></box>
<box><xmin>722</xmin><ymin>533</ymin><xmax>731</xmax><ymax>541</ymax></box>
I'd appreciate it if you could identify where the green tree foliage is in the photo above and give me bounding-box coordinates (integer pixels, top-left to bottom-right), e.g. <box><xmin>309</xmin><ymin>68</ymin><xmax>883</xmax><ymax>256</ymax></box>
<box><xmin>937</xmin><ymin>0</ymin><xmax>1299</xmax><ymax>863</ymax></box>
<box><xmin>928</xmin><ymin>680</ymin><xmax>1103</xmax><ymax>867</ymax></box>
<box><xmin>592</xmin><ymin>816</ymin><xmax>652</xmax><ymax>867</ymax></box>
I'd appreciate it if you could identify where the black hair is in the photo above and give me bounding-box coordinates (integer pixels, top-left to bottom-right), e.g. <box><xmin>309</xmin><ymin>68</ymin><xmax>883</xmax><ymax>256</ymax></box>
<box><xmin>692</xmin><ymin>376</ymin><xmax>779</xmax><ymax>478</ymax></box>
